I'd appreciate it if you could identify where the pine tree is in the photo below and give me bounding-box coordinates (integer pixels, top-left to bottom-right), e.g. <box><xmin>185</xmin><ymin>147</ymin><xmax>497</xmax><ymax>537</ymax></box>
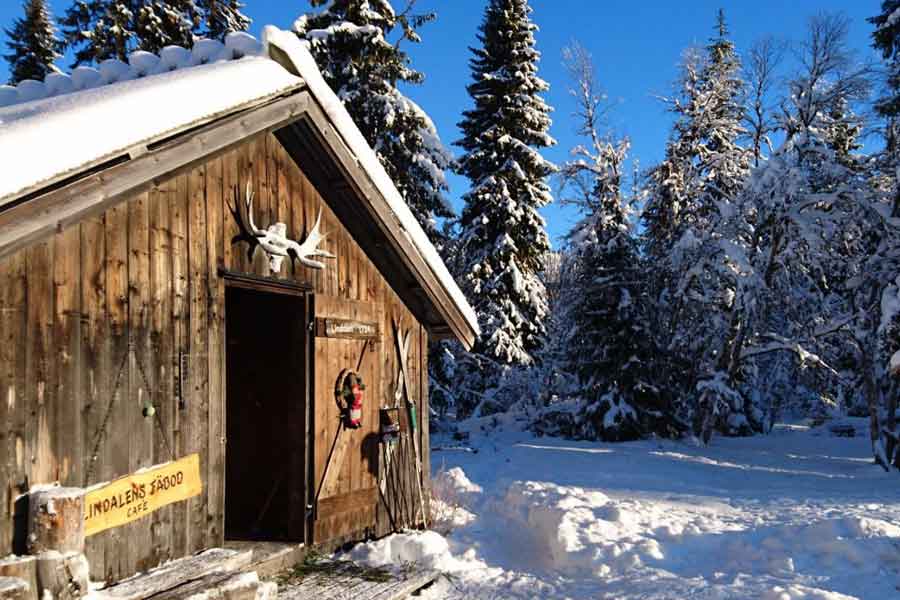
<box><xmin>866</xmin><ymin>4</ymin><xmax>900</xmax><ymax>468</ymax></box>
<box><xmin>821</xmin><ymin>97</ymin><xmax>863</xmax><ymax>169</ymax></box>
<box><xmin>641</xmin><ymin>47</ymin><xmax>703</xmax><ymax>264</ymax></box>
<box><xmin>61</xmin><ymin>0</ymin><xmax>201</xmax><ymax>65</ymax></box>
<box><xmin>198</xmin><ymin>0</ymin><xmax>250</xmax><ymax>41</ymax></box>
<box><xmin>451</xmin><ymin>0</ymin><xmax>556</xmax><ymax>416</ymax></box>
<box><xmin>61</xmin><ymin>1</ymin><xmax>137</xmax><ymax>64</ymax></box>
<box><xmin>870</xmin><ymin>1</ymin><xmax>900</xmax><ymax>118</ymax></box>
<box><xmin>695</xmin><ymin>11</ymin><xmax>750</xmax><ymax>217</ymax></box>
<box><xmin>551</xmin><ymin>44</ymin><xmax>675</xmax><ymax>440</ymax></box>
<box><xmin>294</xmin><ymin>0</ymin><xmax>453</xmax><ymax>243</ymax></box>
<box><xmin>135</xmin><ymin>1</ymin><xmax>201</xmax><ymax>54</ymax></box>
<box><xmin>644</xmin><ymin>13</ymin><xmax>749</xmax><ymax>259</ymax></box>
<box><xmin>643</xmin><ymin>11</ymin><xmax>752</xmax><ymax>438</ymax></box>
<box><xmin>4</xmin><ymin>0</ymin><xmax>62</xmax><ymax>84</ymax></box>
<box><xmin>564</xmin><ymin>140</ymin><xmax>658</xmax><ymax>441</ymax></box>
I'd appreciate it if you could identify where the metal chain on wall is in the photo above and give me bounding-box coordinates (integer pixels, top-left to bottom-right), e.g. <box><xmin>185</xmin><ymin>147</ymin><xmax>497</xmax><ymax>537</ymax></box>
<box><xmin>84</xmin><ymin>342</ymin><xmax>174</xmax><ymax>486</ymax></box>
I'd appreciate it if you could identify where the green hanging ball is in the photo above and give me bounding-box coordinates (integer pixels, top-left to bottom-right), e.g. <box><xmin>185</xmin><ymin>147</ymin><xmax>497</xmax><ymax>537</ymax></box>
<box><xmin>143</xmin><ymin>403</ymin><xmax>156</xmax><ymax>418</ymax></box>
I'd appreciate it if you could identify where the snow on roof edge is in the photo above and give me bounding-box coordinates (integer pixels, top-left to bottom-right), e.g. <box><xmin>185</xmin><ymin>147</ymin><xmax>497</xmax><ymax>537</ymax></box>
<box><xmin>0</xmin><ymin>32</ymin><xmax>266</xmax><ymax>109</ymax></box>
<box><xmin>262</xmin><ymin>26</ymin><xmax>480</xmax><ymax>339</ymax></box>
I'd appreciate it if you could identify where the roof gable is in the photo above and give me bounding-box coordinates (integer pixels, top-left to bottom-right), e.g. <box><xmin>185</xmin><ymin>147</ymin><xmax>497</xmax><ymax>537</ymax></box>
<box><xmin>0</xmin><ymin>27</ymin><xmax>478</xmax><ymax>347</ymax></box>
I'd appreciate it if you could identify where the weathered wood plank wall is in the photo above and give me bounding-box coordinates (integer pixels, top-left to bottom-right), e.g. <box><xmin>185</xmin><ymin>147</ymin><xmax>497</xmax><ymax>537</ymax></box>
<box><xmin>0</xmin><ymin>131</ymin><xmax>430</xmax><ymax>580</ymax></box>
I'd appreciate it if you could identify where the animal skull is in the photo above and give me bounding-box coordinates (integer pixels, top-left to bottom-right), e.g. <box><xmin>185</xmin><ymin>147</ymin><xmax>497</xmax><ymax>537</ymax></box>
<box><xmin>230</xmin><ymin>183</ymin><xmax>336</xmax><ymax>274</ymax></box>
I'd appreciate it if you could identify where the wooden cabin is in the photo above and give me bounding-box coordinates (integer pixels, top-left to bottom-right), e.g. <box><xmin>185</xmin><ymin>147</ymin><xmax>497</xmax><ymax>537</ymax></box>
<box><xmin>0</xmin><ymin>27</ymin><xmax>477</xmax><ymax>584</ymax></box>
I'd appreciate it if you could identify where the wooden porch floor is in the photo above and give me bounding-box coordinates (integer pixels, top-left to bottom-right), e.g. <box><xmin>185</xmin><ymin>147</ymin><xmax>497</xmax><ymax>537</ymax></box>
<box><xmin>275</xmin><ymin>560</ymin><xmax>439</xmax><ymax>600</ymax></box>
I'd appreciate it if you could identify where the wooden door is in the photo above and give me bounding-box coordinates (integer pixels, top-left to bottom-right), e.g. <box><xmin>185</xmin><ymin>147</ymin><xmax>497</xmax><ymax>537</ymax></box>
<box><xmin>310</xmin><ymin>295</ymin><xmax>382</xmax><ymax>543</ymax></box>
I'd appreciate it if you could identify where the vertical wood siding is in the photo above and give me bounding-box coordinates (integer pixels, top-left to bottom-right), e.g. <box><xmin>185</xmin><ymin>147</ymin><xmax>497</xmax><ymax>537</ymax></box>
<box><xmin>0</xmin><ymin>131</ymin><xmax>431</xmax><ymax>580</ymax></box>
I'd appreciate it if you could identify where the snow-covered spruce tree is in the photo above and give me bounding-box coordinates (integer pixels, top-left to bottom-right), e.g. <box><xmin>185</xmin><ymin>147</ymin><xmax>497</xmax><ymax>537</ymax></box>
<box><xmin>861</xmin><ymin>2</ymin><xmax>900</xmax><ymax>469</ymax></box>
<box><xmin>61</xmin><ymin>0</ymin><xmax>137</xmax><ymax>64</ymax></box>
<box><xmin>640</xmin><ymin>49</ymin><xmax>714</xmax><ymax>416</ymax></box>
<box><xmin>643</xmin><ymin>11</ymin><xmax>753</xmax><ymax>437</ymax></box>
<box><xmin>820</xmin><ymin>97</ymin><xmax>864</xmax><ymax>169</ymax></box>
<box><xmin>643</xmin><ymin>10</ymin><xmax>749</xmax><ymax>262</ymax></box>
<box><xmin>451</xmin><ymin>0</ymin><xmax>556</xmax><ymax>418</ymax></box>
<box><xmin>684</xmin><ymin>12</ymin><xmax>756</xmax><ymax>438</ymax></box>
<box><xmin>3</xmin><ymin>0</ymin><xmax>62</xmax><ymax>84</ymax></box>
<box><xmin>690</xmin><ymin>10</ymin><xmax>750</xmax><ymax>229</ymax></box>
<box><xmin>197</xmin><ymin>0</ymin><xmax>250</xmax><ymax>40</ymax></box>
<box><xmin>294</xmin><ymin>1</ymin><xmax>453</xmax><ymax>243</ymax></box>
<box><xmin>870</xmin><ymin>0</ymin><xmax>900</xmax><ymax>119</ymax></box>
<box><xmin>641</xmin><ymin>47</ymin><xmax>704</xmax><ymax>266</ymax></box>
<box><xmin>538</xmin><ymin>44</ymin><xmax>679</xmax><ymax>441</ymax></box>
<box><xmin>61</xmin><ymin>0</ymin><xmax>201</xmax><ymax>65</ymax></box>
<box><xmin>135</xmin><ymin>1</ymin><xmax>201</xmax><ymax>54</ymax></box>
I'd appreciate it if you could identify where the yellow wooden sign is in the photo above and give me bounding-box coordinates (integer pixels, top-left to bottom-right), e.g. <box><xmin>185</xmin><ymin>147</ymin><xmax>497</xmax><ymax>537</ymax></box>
<box><xmin>84</xmin><ymin>454</ymin><xmax>202</xmax><ymax>537</ymax></box>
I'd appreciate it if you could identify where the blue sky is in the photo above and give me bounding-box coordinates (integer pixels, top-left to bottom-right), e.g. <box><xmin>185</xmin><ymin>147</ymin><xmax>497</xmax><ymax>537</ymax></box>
<box><xmin>0</xmin><ymin>1</ymin><xmax>883</xmax><ymax>244</ymax></box>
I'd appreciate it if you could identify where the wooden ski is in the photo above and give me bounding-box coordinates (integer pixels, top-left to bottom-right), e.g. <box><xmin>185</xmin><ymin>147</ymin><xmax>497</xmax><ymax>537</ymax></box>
<box><xmin>395</xmin><ymin>318</ymin><xmax>427</xmax><ymax>527</ymax></box>
<box><xmin>379</xmin><ymin>320</ymin><xmax>407</xmax><ymax>530</ymax></box>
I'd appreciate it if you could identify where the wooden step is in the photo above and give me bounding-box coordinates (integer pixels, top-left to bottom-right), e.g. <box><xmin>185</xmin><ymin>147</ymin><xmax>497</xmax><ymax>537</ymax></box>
<box><xmin>144</xmin><ymin>571</ymin><xmax>274</xmax><ymax>600</ymax></box>
<box><xmin>225</xmin><ymin>541</ymin><xmax>308</xmax><ymax>579</ymax></box>
<box><xmin>278</xmin><ymin>562</ymin><xmax>438</xmax><ymax>600</ymax></box>
<box><xmin>0</xmin><ymin>556</ymin><xmax>37</xmax><ymax>600</ymax></box>
<box><xmin>0</xmin><ymin>576</ymin><xmax>30</xmax><ymax>600</ymax></box>
<box><xmin>95</xmin><ymin>548</ymin><xmax>255</xmax><ymax>600</ymax></box>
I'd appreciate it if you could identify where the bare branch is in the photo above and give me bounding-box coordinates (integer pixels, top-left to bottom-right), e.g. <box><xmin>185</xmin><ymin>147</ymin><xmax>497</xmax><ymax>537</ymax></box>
<box><xmin>559</xmin><ymin>40</ymin><xmax>629</xmax><ymax>213</ymax></box>
<box><xmin>786</xmin><ymin>11</ymin><xmax>873</xmax><ymax>136</ymax></box>
<box><xmin>743</xmin><ymin>35</ymin><xmax>787</xmax><ymax>164</ymax></box>
<box><xmin>562</xmin><ymin>41</ymin><xmax>609</xmax><ymax>155</ymax></box>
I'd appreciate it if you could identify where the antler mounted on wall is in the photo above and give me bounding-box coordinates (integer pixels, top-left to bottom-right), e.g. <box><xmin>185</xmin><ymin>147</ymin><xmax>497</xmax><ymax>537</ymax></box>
<box><xmin>229</xmin><ymin>183</ymin><xmax>336</xmax><ymax>274</ymax></box>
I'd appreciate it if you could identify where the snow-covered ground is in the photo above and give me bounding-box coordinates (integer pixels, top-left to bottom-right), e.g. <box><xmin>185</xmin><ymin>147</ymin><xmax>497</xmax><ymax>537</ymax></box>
<box><xmin>348</xmin><ymin>420</ymin><xmax>900</xmax><ymax>599</ymax></box>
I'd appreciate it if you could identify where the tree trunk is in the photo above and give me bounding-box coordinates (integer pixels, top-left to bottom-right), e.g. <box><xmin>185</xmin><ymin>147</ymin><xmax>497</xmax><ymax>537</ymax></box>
<box><xmin>886</xmin><ymin>378</ymin><xmax>897</xmax><ymax>433</ymax></box>
<box><xmin>861</xmin><ymin>351</ymin><xmax>883</xmax><ymax>464</ymax></box>
<box><xmin>27</xmin><ymin>488</ymin><xmax>85</xmax><ymax>555</ymax></box>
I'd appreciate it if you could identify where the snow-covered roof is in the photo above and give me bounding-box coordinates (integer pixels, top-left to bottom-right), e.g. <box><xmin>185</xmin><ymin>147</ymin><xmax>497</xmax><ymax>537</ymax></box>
<box><xmin>0</xmin><ymin>32</ymin><xmax>302</xmax><ymax>204</ymax></box>
<box><xmin>0</xmin><ymin>26</ymin><xmax>478</xmax><ymax>341</ymax></box>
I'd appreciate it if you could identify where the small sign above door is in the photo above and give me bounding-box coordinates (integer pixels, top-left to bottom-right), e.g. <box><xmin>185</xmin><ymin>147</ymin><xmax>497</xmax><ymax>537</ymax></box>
<box><xmin>315</xmin><ymin>318</ymin><xmax>380</xmax><ymax>340</ymax></box>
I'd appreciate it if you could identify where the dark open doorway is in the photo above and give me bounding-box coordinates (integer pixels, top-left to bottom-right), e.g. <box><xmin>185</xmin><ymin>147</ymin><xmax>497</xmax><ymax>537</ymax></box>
<box><xmin>225</xmin><ymin>284</ymin><xmax>307</xmax><ymax>543</ymax></box>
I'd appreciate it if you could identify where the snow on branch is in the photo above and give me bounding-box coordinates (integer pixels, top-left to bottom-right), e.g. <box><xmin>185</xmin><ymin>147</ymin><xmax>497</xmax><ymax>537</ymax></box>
<box><xmin>740</xmin><ymin>333</ymin><xmax>838</xmax><ymax>376</ymax></box>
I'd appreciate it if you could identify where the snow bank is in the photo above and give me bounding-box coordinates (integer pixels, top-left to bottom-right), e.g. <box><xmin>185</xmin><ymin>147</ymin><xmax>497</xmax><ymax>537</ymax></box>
<box><xmin>486</xmin><ymin>477</ymin><xmax>900</xmax><ymax>588</ymax></box>
<box><xmin>348</xmin><ymin>530</ymin><xmax>485</xmax><ymax>573</ymax></box>
<box><xmin>433</xmin><ymin>466</ymin><xmax>482</xmax><ymax>496</ymax></box>
<box><xmin>761</xmin><ymin>585</ymin><xmax>858</xmax><ymax>600</ymax></box>
<box><xmin>495</xmin><ymin>481</ymin><xmax>627</xmax><ymax>574</ymax></box>
<box><xmin>350</xmin><ymin>424</ymin><xmax>900</xmax><ymax>598</ymax></box>
<box><xmin>430</xmin><ymin>467</ymin><xmax>480</xmax><ymax>532</ymax></box>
